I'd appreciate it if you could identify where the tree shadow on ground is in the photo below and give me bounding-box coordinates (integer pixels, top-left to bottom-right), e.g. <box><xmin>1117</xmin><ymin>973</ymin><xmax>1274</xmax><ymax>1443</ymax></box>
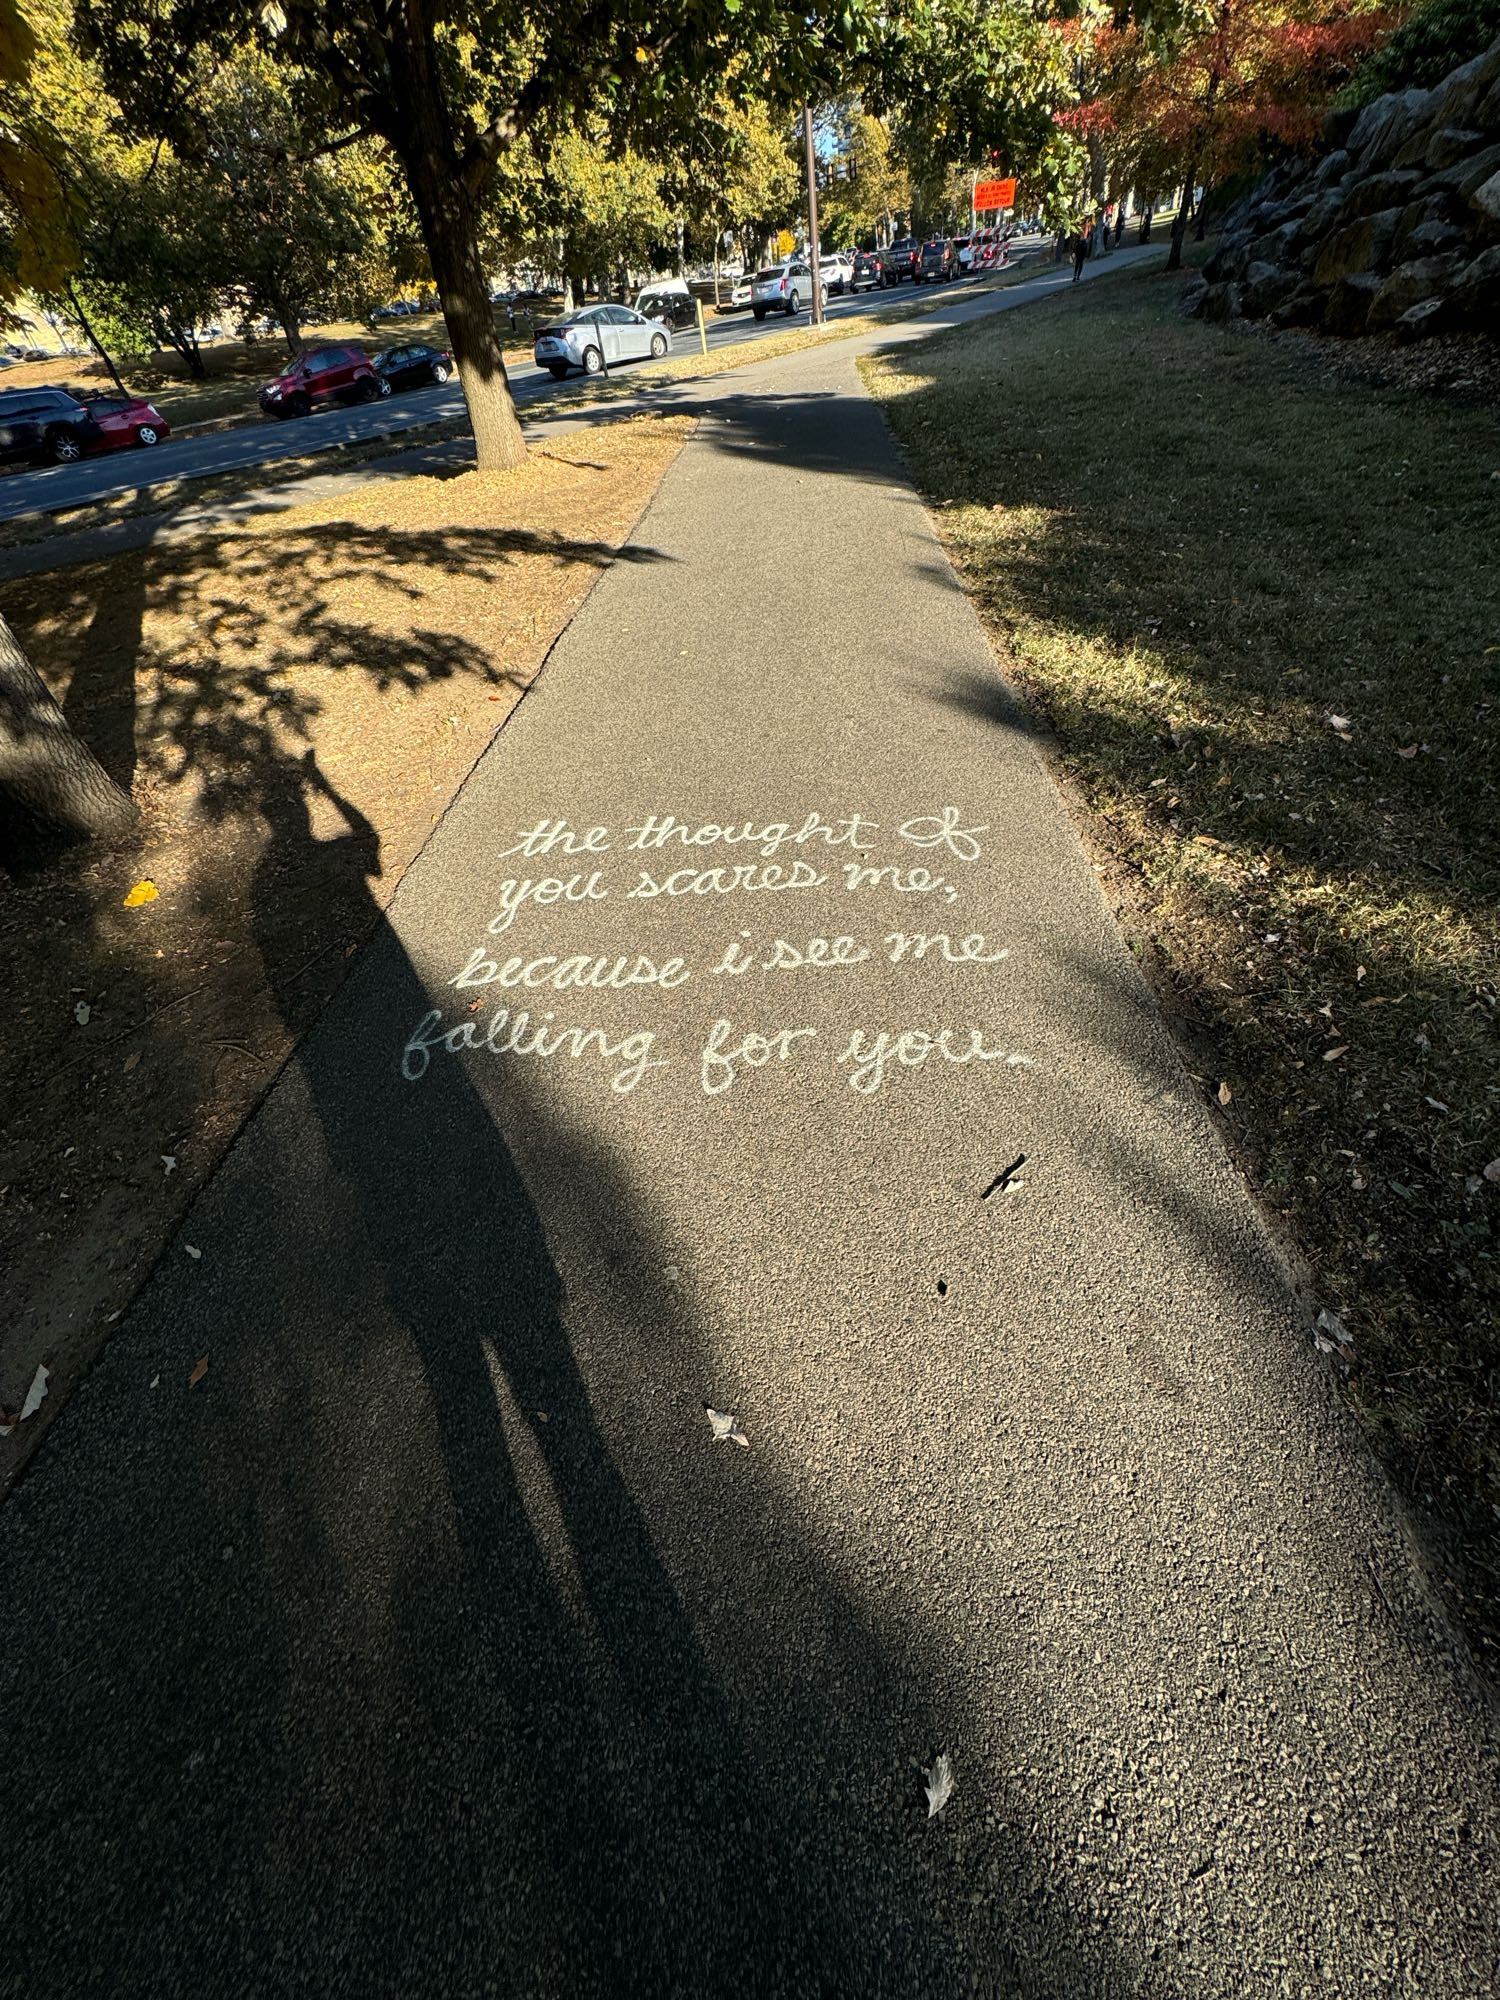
<box><xmin>0</xmin><ymin>748</ymin><xmax>1135</xmax><ymax>1996</ymax></box>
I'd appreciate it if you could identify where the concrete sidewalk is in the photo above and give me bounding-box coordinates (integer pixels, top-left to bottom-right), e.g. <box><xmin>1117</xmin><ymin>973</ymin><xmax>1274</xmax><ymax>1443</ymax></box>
<box><xmin>3</xmin><ymin>263</ymin><xmax>1496</xmax><ymax>1997</ymax></box>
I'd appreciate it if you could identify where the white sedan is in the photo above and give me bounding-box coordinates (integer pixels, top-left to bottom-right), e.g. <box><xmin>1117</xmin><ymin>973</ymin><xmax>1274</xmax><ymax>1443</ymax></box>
<box><xmin>533</xmin><ymin>304</ymin><xmax>671</xmax><ymax>379</ymax></box>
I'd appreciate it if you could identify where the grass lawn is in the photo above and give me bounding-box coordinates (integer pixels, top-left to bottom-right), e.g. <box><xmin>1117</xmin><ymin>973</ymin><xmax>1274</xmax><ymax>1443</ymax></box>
<box><xmin>863</xmin><ymin>260</ymin><xmax>1500</xmax><ymax>1668</ymax></box>
<box><xmin>0</xmin><ymin>412</ymin><xmax>691</xmax><ymax>1475</ymax></box>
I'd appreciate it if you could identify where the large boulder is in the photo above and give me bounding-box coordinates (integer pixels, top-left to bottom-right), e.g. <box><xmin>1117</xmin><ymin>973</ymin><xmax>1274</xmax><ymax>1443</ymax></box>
<box><xmin>1301</xmin><ymin>188</ymin><xmax>1350</xmax><ymax>238</ymax></box>
<box><xmin>1313</xmin><ymin>208</ymin><xmax>1400</xmax><ymax>282</ymax></box>
<box><xmin>1425</xmin><ymin>126</ymin><xmax>1488</xmax><ymax>170</ymax></box>
<box><xmin>1430</xmin><ymin>43</ymin><xmax>1500</xmax><ymax>131</ymax></box>
<box><xmin>1340</xmin><ymin>169</ymin><xmax>1424</xmax><ymax>220</ymax></box>
<box><xmin>1396</xmin><ymin>296</ymin><xmax>1450</xmax><ymax>340</ymax></box>
<box><xmin>1392</xmin><ymin>193</ymin><xmax>1467</xmax><ymax>260</ymax></box>
<box><xmin>1270</xmin><ymin>282</ymin><xmax>1330</xmax><ymax>328</ymax></box>
<box><xmin>1472</xmin><ymin>169</ymin><xmax>1500</xmax><ymax>226</ymax></box>
<box><xmin>1367</xmin><ymin>254</ymin><xmax>1466</xmax><ymax>328</ymax></box>
<box><xmin>1323</xmin><ymin>273</ymin><xmax>1383</xmax><ymax>335</ymax></box>
<box><xmin>1241</xmin><ymin>261</ymin><xmax>1300</xmax><ymax>317</ymax></box>
<box><xmin>1197</xmin><ymin>281</ymin><xmax>1243</xmax><ymax>323</ymax></box>
<box><xmin>1450</xmin><ymin>242</ymin><xmax>1500</xmax><ymax>318</ymax></box>
<box><xmin>1347</xmin><ymin>88</ymin><xmax>1437</xmax><ymax>172</ymax></box>
<box><xmin>1309</xmin><ymin>149</ymin><xmax>1351</xmax><ymax>193</ymax></box>
<box><xmin>1432</xmin><ymin>141</ymin><xmax>1500</xmax><ymax>199</ymax></box>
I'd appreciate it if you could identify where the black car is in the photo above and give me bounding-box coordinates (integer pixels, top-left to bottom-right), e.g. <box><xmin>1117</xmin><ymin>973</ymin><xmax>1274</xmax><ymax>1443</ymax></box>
<box><xmin>633</xmin><ymin>286</ymin><xmax>698</xmax><ymax>332</ymax></box>
<box><xmin>883</xmin><ymin>237</ymin><xmax>921</xmax><ymax>284</ymax></box>
<box><xmin>374</xmin><ymin>342</ymin><xmax>455</xmax><ymax>392</ymax></box>
<box><xmin>850</xmin><ymin>249</ymin><xmax>885</xmax><ymax>292</ymax></box>
<box><xmin>916</xmin><ymin>237</ymin><xmax>956</xmax><ymax>284</ymax></box>
<box><xmin>0</xmin><ymin>386</ymin><xmax>98</xmax><ymax>466</ymax></box>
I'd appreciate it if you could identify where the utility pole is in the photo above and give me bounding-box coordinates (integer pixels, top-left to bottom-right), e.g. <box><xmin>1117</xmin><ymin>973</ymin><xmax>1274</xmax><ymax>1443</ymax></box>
<box><xmin>803</xmin><ymin>103</ymin><xmax>824</xmax><ymax>325</ymax></box>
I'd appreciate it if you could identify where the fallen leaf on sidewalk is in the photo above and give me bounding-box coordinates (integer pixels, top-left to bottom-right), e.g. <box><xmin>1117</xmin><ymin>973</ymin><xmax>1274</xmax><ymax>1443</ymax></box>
<box><xmin>706</xmin><ymin>1407</ymin><xmax>749</xmax><ymax>1448</ymax></box>
<box><xmin>1217</xmin><ymin>1080</ymin><xmax>1233</xmax><ymax>1106</ymax></box>
<box><xmin>1323</xmin><ymin>1045</ymin><xmax>1349</xmax><ymax>1062</ymax></box>
<box><xmin>1327</xmin><ymin>714</ymin><xmax>1352</xmax><ymax>736</ymax></box>
<box><xmin>184</xmin><ymin>1244</ymin><xmax>202</xmax><ymax>1260</ymax></box>
<box><xmin>925</xmin><ymin>1753</ymin><xmax>955</xmax><ymax>1819</ymax></box>
<box><xmin>122</xmin><ymin>880</ymin><xmax>159</xmax><ymax>907</ymax></box>
<box><xmin>189</xmin><ymin>1357</ymin><xmax>208</xmax><ymax>1387</ymax></box>
<box><xmin>0</xmin><ymin>1363</ymin><xmax>52</xmax><ymax>1434</ymax></box>
<box><xmin>161</xmin><ymin>1154</ymin><xmax>177</xmax><ymax>1175</ymax></box>
<box><xmin>74</xmin><ymin>1001</ymin><xmax>90</xmax><ymax>1026</ymax></box>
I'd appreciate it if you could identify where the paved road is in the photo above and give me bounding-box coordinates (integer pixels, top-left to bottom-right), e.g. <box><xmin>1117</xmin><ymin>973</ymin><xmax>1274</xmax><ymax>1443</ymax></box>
<box><xmin>0</xmin><ymin>251</ymin><xmax>1046</xmax><ymax>526</ymax></box>
<box><xmin>5</xmin><ymin>250</ymin><xmax>1495</xmax><ymax>1998</ymax></box>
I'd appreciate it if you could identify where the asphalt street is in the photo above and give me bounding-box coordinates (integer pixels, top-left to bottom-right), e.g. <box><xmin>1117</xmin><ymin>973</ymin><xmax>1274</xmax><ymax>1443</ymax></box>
<box><xmin>0</xmin><ymin>252</ymin><xmax>1037</xmax><ymax>526</ymax></box>
<box><xmin>3</xmin><ymin>250</ymin><xmax>1496</xmax><ymax>1997</ymax></box>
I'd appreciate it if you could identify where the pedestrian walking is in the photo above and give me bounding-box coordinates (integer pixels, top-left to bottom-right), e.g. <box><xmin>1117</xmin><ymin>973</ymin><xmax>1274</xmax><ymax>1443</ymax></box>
<box><xmin>1113</xmin><ymin>207</ymin><xmax>1125</xmax><ymax>247</ymax></box>
<box><xmin>1071</xmin><ymin>225</ymin><xmax>1089</xmax><ymax>283</ymax></box>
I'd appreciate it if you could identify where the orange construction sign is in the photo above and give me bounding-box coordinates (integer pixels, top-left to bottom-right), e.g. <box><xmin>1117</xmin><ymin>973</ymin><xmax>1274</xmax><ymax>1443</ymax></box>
<box><xmin>974</xmin><ymin>177</ymin><xmax>1017</xmax><ymax>212</ymax></box>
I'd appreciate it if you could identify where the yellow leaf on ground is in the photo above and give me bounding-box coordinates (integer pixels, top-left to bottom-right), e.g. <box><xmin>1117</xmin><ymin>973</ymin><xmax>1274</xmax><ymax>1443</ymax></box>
<box><xmin>122</xmin><ymin>880</ymin><xmax>159</xmax><ymax>907</ymax></box>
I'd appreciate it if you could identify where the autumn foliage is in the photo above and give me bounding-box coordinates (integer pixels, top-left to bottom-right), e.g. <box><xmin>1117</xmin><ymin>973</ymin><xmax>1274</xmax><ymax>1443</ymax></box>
<box><xmin>1058</xmin><ymin>2</ymin><xmax>1402</xmax><ymax>205</ymax></box>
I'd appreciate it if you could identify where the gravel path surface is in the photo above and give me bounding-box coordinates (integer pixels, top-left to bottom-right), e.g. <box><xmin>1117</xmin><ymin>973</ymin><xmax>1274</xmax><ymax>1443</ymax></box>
<box><xmin>2</xmin><ymin>261</ymin><xmax>1495</xmax><ymax>1998</ymax></box>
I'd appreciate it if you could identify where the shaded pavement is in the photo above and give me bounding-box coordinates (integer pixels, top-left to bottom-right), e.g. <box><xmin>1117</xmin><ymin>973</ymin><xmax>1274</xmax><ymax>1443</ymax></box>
<box><xmin>2</xmin><ymin>257</ymin><xmax>1496</xmax><ymax>1997</ymax></box>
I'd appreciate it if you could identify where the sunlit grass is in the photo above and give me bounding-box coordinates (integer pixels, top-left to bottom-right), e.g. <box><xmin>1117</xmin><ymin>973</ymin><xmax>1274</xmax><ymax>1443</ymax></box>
<box><xmin>864</xmin><ymin>258</ymin><xmax>1500</xmax><ymax>1664</ymax></box>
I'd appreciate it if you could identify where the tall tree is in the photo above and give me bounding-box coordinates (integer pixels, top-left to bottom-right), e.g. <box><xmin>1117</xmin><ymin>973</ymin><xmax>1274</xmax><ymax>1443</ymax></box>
<box><xmin>0</xmin><ymin>0</ymin><xmax>137</xmax><ymax>837</ymax></box>
<box><xmin>78</xmin><ymin>0</ymin><xmax>862</xmax><ymax>469</ymax></box>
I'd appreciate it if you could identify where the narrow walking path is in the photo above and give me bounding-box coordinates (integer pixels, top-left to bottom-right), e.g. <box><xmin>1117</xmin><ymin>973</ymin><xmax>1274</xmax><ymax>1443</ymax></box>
<box><xmin>3</xmin><ymin>261</ymin><xmax>1496</xmax><ymax>1998</ymax></box>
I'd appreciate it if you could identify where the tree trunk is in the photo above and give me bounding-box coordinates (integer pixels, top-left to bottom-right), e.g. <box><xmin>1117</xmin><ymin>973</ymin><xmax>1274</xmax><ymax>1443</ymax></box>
<box><xmin>1166</xmin><ymin>170</ymin><xmax>1196</xmax><ymax>273</ymax></box>
<box><xmin>398</xmin><ymin>145</ymin><xmax>524</xmax><ymax>471</ymax></box>
<box><xmin>1193</xmin><ymin>183</ymin><xmax>1210</xmax><ymax>241</ymax></box>
<box><xmin>0</xmin><ymin>614</ymin><xmax>138</xmax><ymax>838</ymax></box>
<box><xmin>266</xmin><ymin>281</ymin><xmax>304</xmax><ymax>356</ymax></box>
<box><xmin>65</xmin><ymin>285</ymin><xmax>128</xmax><ymax>397</ymax></box>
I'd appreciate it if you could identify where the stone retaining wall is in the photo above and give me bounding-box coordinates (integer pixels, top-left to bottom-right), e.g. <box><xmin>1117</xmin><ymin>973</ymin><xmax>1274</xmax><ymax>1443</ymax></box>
<box><xmin>1189</xmin><ymin>32</ymin><xmax>1500</xmax><ymax>340</ymax></box>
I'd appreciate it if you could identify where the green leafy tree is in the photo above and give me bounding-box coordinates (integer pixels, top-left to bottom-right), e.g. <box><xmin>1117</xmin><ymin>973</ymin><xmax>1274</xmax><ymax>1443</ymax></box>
<box><xmin>77</xmin><ymin>0</ymin><xmax>868</xmax><ymax>469</ymax></box>
<box><xmin>0</xmin><ymin>0</ymin><xmax>137</xmax><ymax>837</ymax></box>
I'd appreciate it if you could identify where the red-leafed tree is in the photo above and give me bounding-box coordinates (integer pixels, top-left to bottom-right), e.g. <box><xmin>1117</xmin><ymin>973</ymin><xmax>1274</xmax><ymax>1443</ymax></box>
<box><xmin>1061</xmin><ymin>2</ymin><xmax>1402</xmax><ymax>268</ymax></box>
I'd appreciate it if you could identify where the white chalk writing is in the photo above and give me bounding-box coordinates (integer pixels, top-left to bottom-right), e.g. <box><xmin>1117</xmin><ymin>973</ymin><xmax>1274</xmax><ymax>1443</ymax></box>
<box><xmin>837</xmin><ymin>1027</ymin><xmax>1032</xmax><ymax>1096</ymax></box>
<box><xmin>402</xmin><ymin>1006</ymin><xmax>666</xmax><ymax>1094</ymax></box>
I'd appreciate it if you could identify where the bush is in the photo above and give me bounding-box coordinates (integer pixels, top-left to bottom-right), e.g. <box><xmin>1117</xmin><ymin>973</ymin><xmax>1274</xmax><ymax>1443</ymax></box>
<box><xmin>1343</xmin><ymin>0</ymin><xmax>1500</xmax><ymax>108</ymax></box>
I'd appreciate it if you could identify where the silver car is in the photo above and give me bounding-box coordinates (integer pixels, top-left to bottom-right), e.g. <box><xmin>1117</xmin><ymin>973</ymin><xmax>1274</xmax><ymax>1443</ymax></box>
<box><xmin>533</xmin><ymin>304</ymin><xmax>672</xmax><ymax>379</ymax></box>
<box><xmin>750</xmin><ymin>259</ymin><xmax>826</xmax><ymax>320</ymax></box>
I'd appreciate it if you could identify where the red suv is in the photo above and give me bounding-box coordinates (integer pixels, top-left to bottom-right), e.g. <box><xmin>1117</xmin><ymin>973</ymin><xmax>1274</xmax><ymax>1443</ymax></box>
<box><xmin>258</xmin><ymin>345</ymin><xmax>386</xmax><ymax>420</ymax></box>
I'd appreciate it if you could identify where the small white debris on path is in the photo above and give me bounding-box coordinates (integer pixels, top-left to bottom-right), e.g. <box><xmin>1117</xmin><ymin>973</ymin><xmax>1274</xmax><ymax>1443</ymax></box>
<box><xmin>925</xmin><ymin>1753</ymin><xmax>955</xmax><ymax>1819</ymax></box>
<box><xmin>0</xmin><ymin>1363</ymin><xmax>51</xmax><ymax>1435</ymax></box>
<box><xmin>706</xmin><ymin>1408</ymin><xmax>749</xmax><ymax>1449</ymax></box>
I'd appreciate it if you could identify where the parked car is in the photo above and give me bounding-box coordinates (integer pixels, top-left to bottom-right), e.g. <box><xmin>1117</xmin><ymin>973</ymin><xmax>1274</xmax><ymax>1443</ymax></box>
<box><xmin>819</xmin><ymin>252</ymin><xmax>852</xmax><ymax>296</ymax></box>
<box><xmin>882</xmin><ymin>238</ymin><xmax>921</xmax><ymax>284</ymax></box>
<box><xmin>850</xmin><ymin>249</ymin><xmax>885</xmax><ymax>292</ymax></box>
<box><xmin>633</xmin><ymin>281</ymin><xmax>698</xmax><ymax>332</ymax></box>
<box><xmin>374</xmin><ymin>342</ymin><xmax>454</xmax><ymax>392</ymax></box>
<box><xmin>532</xmin><ymin>304</ymin><xmax>671</xmax><ymax>378</ymax></box>
<box><xmin>750</xmin><ymin>259</ymin><xmax>826</xmax><ymax>319</ymax></box>
<box><xmin>916</xmin><ymin>237</ymin><xmax>957</xmax><ymax>283</ymax></box>
<box><xmin>258</xmin><ymin>344</ymin><xmax>382</xmax><ymax>418</ymax></box>
<box><xmin>76</xmin><ymin>391</ymin><xmax>171</xmax><ymax>451</ymax></box>
<box><xmin>0</xmin><ymin>386</ymin><xmax>101</xmax><ymax>465</ymax></box>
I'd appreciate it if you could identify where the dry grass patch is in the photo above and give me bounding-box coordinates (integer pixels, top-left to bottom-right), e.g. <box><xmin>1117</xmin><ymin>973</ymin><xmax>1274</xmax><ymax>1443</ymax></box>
<box><xmin>864</xmin><ymin>261</ymin><xmax>1500</xmax><ymax>1670</ymax></box>
<box><xmin>0</xmin><ymin>413</ymin><xmax>690</xmax><ymax>1468</ymax></box>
